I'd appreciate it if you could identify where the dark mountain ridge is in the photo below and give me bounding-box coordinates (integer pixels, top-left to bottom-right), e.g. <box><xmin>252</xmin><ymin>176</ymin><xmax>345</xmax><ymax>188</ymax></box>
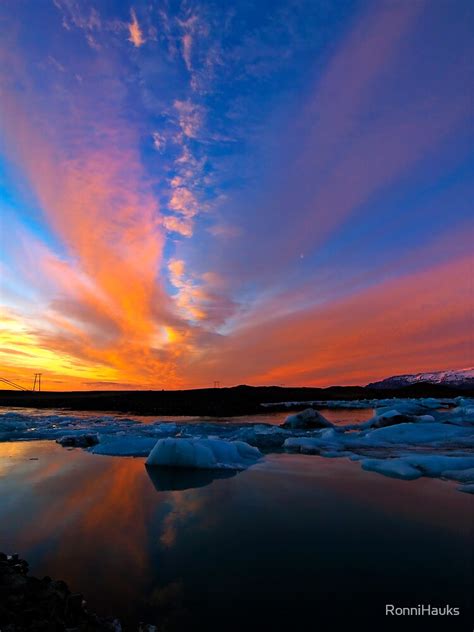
<box><xmin>0</xmin><ymin>382</ymin><xmax>471</xmax><ymax>416</ymax></box>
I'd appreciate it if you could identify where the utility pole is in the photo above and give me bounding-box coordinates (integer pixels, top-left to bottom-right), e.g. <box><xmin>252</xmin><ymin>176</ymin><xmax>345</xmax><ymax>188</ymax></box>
<box><xmin>33</xmin><ymin>373</ymin><xmax>42</xmax><ymax>392</ymax></box>
<box><xmin>213</xmin><ymin>380</ymin><xmax>220</xmax><ymax>388</ymax></box>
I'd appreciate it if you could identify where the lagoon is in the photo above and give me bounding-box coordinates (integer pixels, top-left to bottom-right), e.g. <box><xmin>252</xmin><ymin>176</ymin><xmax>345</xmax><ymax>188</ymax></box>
<box><xmin>0</xmin><ymin>438</ymin><xmax>472</xmax><ymax>631</ymax></box>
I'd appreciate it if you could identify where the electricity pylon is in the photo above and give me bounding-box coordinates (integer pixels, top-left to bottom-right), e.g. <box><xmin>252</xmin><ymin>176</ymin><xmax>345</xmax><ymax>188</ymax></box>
<box><xmin>33</xmin><ymin>373</ymin><xmax>42</xmax><ymax>392</ymax></box>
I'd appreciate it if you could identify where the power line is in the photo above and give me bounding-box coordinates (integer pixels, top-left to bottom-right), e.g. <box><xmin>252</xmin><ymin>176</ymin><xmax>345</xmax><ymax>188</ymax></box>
<box><xmin>0</xmin><ymin>378</ymin><xmax>29</xmax><ymax>391</ymax></box>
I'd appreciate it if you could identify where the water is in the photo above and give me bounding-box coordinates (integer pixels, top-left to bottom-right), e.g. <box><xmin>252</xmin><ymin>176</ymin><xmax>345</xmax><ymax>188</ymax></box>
<box><xmin>0</xmin><ymin>440</ymin><xmax>472</xmax><ymax>631</ymax></box>
<box><xmin>0</xmin><ymin>405</ymin><xmax>375</xmax><ymax>426</ymax></box>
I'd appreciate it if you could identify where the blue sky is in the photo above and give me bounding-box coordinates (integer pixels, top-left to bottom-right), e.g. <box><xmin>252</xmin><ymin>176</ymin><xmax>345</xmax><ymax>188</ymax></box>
<box><xmin>0</xmin><ymin>0</ymin><xmax>473</xmax><ymax>389</ymax></box>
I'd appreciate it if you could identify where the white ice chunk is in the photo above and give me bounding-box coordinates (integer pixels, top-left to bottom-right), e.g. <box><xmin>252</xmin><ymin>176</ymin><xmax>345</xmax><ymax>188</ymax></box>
<box><xmin>231</xmin><ymin>424</ymin><xmax>289</xmax><ymax>448</ymax></box>
<box><xmin>362</xmin><ymin>455</ymin><xmax>474</xmax><ymax>481</ymax></box>
<box><xmin>402</xmin><ymin>455</ymin><xmax>474</xmax><ymax>476</ymax></box>
<box><xmin>361</xmin><ymin>458</ymin><xmax>422</xmax><ymax>480</ymax></box>
<box><xmin>361</xmin><ymin>422</ymin><xmax>474</xmax><ymax>446</ymax></box>
<box><xmin>283</xmin><ymin>437</ymin><xmax>323</xmax><ymax>454</ymax></box>
<box><xmin>146</xmin><ymin>437</ymin><xmax>261</xmax><ymax>470</ymax></box>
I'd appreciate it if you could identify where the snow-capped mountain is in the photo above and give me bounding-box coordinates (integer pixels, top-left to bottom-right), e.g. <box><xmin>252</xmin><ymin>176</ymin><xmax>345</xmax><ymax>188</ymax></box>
<box><xmin>368</xmin><ymin>368</ymin><xmax>474</xmax><ymax>389</ymax></box>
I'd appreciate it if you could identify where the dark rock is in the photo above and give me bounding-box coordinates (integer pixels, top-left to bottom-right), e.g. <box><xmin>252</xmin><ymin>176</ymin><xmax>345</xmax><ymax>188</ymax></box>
<box><xmin>66</xmin><ymin>593</ymin><xmax>84</xmax><ymax>617</ymax></box>
<box><xmin>0</xmin><ymin>553</ymin><xmax>160</xmax><ymax>631</ymax></box>
<box><xmin>0</xmin><ymin>552</ymin><xmax>125</xmax><ymax>631</ymax></box>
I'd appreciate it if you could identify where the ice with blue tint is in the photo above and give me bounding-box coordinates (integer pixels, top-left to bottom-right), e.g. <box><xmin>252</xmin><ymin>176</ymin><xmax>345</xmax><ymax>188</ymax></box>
<box><xmin>92</xmin><ymin>437</ymin><xmax>159</xmax><ymax>457</ymax></box>
<box><xmin>261</xmin><ymin>396</ymin><xmax>456</xmax><ymax>411</ymax></box>
<box><xmin>1</xmin><ymin>397</ymin><xmax>473</xmax><ymax>489</ymax></box>
<box><xmin>280</xmin><ymin>408</ymin><xmax>333</xmax><ymax>429</ymax></box>
<box><xmin>146</xmin><ymin>437</ymin><xmax>261</xmax><ymax>470</ymax></box>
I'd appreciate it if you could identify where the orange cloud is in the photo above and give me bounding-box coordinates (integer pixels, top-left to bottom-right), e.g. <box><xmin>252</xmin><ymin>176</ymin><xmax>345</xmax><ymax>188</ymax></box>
<box><xmin>0</xmin><ymin>3</ymin><xmax>471</xmax><ymax>392</ymax></box>
<box><xmin>0</xmin><ymin>37</ymin><xmax>192</xmax><ymax>389</ymax></box>
<box><xmin>128</xmin><ymin>8</ymin><xmax>145</xmax><ymax>47</ymax></box>
<box><xmin>181</xmin><ymin>255</ymin><xmax>474</xmax><ymax>387</ymax></box>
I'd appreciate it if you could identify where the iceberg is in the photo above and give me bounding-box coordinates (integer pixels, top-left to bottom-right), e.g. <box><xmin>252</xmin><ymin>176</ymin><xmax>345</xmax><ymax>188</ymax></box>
<box><xmin>56</xmin><ymin>434</ymin><xmax>99</xmax><ymax>448</ymax></box>
<box><xmin>230</xmin><ymin>424</ymin><xmax>290</xmax><ymax>448</ymax></box>
<box><xmin>262</xmin><ymin>396</ymin><xmax>458</xmax><ymax>411</ymax></box>
<box><xmin>361</xmin><ymin>456</ymin><xmax>474</xmax><ymax>482</ymax></box>
<box><xmin>359</xmin><ymin>410</ymin><xmax>436</xmax><ymax>429</ymax></box>
<box><xmin>146</xmin><ymin>437</ymin><xmax>261</xmax><ymax>470</ymax></box>
<box><xmin>441</xmin><ymin>467</ymin><xmax>474</xmax><ymax>482</ymax></box>
<box><xmin>357</xmin><ymin>422</ymin><xmax>474</xmax><ymax>447</ymax></box>
<box><xmin>1</xmin><ymin>397</ymin><xmax>474</xmax><ymax>492</ymax></box>
<box><xmin>361</xmin><ymin>459</ymin><xmax>422</xmax><ymax>480</ymax></box>
<box><xmin>281</xmin><ymin>408</ymin><xmax>333</xmax><ymax>429</ymax></box>
<box><xmin>281</xmin><ymin>403</ymin><xmax>474</xmax><ymax>490</ymax></box>
<box><xmin>458</xmin><ymin>484</ymin><xmax>474</xmax><ymax>494</ymax></box>
<box><xmin>91</xmin><ymin>437</ymin><xmax>159</xmax><ymax>457</ymax></box>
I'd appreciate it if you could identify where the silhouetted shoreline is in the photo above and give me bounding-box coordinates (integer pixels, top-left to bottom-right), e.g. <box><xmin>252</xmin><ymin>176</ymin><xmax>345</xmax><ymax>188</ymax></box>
<box><xmin>0</xmin><ymin>383</ymin><xmax>471</xmax><ymax>417</ymax></box>
<box><xmin>0</xmin><ymin>553</ymin><xmax>123</xmax><ymax>631</ymax></box>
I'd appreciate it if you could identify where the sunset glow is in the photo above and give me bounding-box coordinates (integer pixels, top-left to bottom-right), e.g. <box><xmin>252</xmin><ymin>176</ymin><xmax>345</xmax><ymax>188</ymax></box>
<box><xmin>0</xmin><ymin>0</ymin><xmax>472</xmax><ymax>390</ymax></box>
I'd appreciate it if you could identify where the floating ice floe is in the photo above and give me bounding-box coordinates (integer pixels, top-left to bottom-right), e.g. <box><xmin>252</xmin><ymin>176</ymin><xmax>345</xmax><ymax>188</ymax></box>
<box><xmin>457</xmin><ymin>484</ymin><xmax>474</xmax><ymax>494</ymax></box>
<box><xmin>361</xmin><ymin>455</ymin><xmax>474</xmax><ymax>481</ymax></box>
<box><xmin>280</xmin><ymin>408</ymin><xmax>333</xmax><ymax>430</ymax></box>
<box><xmin>146</xmin><ymin>437</ymin><xmax>261</xmax><ymax>470</ymax></box>
<box><xmin>91</xmin><ymin>436</ymin><xmax>159</xmax><ymax>456</ymax></box>
<box><xmin>56</xmin><ymin>434</ymin><xmax>99</xmax><ymax>448</ymax></box>
<box><xmin>283</xmin><ymin>406</ymin><xmax>474</xmax><ymax>490</ymax></box>
<box><xmin>1</xmin><ymin>397</ymin><xmax>473</xmax><ymax>491</ymax></box>
<box><xmin>261</xmin><ymin>396</ymin><xmax>457</xmax><ymax>411</ymax></box>
<box><xmin>228</xmin><ymin>424</ymin><xmax>290</xmax><ymax>449</ymax></box>
<box><xmin>261</xmin><ymin>399</ymin><xmax>373</xmax><ymax>409</ymax></box>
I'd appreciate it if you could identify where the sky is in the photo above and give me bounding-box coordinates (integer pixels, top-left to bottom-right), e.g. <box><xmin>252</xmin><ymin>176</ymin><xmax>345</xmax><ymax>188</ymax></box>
<box><xmin>0</xmin><ymin>0</ymin><xmax>473</xmax><ymax>391</ymax></box>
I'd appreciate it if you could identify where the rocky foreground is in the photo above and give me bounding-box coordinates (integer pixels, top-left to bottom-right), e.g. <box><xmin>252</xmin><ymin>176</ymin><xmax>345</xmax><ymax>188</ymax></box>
<box><xmin>0</xmin><ymin>553</ymin><xmax>155</xmax><ymax>632</ymax></box>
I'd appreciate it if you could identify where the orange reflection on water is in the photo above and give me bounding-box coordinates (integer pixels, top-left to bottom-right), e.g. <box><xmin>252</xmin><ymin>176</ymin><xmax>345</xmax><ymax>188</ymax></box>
<box><xmin>0</xmin><ymin>440</ymin><xmax>214</xmax><ymax>615</ymax></box>
<box><xmin>1</xmin><ymin>440</ymin><xmax>472</xmax><ymax>629</ymax></box>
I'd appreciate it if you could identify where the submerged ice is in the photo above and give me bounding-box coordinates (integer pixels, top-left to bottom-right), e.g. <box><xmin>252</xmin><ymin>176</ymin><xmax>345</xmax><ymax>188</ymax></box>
<box><xmin>1</xmin><ymin>396</ymin><xmax>473</xmax><ymax>490</ymax></box>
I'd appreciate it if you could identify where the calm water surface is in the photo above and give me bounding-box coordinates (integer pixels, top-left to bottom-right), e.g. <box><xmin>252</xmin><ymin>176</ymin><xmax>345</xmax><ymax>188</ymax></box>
<box><xmin>0</xmin><ymin>405</ymin><xmax>374</xmax><ymax>425</ymax></box>
<box><xmin>0</xmin><ymin>440</ymin><xmax>472</xmax><ymax>632</ymax></box>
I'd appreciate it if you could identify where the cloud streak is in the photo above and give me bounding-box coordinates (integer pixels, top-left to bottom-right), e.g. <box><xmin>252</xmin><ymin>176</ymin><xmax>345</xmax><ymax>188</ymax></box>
<box><xmin>128</xmin><ymin>8</ymin><xmax>145</xmax><ymax>48</ymax></box>
<box><xmin>182</xmin><ymin>255</ymin><xmax>473</xmax><ymax>387</ymax></box>
<box><xmin>0</xmin><ymin>0</ymin><xmax>472</xmax><ymax>389</ymax></box>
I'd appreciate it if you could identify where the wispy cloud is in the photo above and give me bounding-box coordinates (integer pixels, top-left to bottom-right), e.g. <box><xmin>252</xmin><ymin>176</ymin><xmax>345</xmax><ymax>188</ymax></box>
<box><xmin>53</xmin><ymin>0</ymin><xmax>102</xmax><ymax>49</ymax></box>
<box><xmin>160</xmin><ymin>100</ymin><xmax>207</xmax><ymax>237</ymax></box>
<box><xmin>1</xmin><ymin>0</ymin><xmax>472</xmax><ymax>389</ymax></box>
<box><xmin>177</xmin><ymin>12</ymin><xmax>208</xmax><ymax>75</ymax></box>
<box><xmin>128</xmin><ymin>8</ymin><xmax>145</xmax><ymax>48</ymax></box>
<box><xmin>152</xmin><ymin>131</ymin><xmax>166</xmax><ymax>151</ymax></box>
<box><xmin>173</xmin><ymin>99</ymin><xmax>204</xmax><ymax>138</ymax></box>
<box><xmin>168</xmin><ymin>259</ymin><xmax>237</xmax><ymax>327</ymax></box>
